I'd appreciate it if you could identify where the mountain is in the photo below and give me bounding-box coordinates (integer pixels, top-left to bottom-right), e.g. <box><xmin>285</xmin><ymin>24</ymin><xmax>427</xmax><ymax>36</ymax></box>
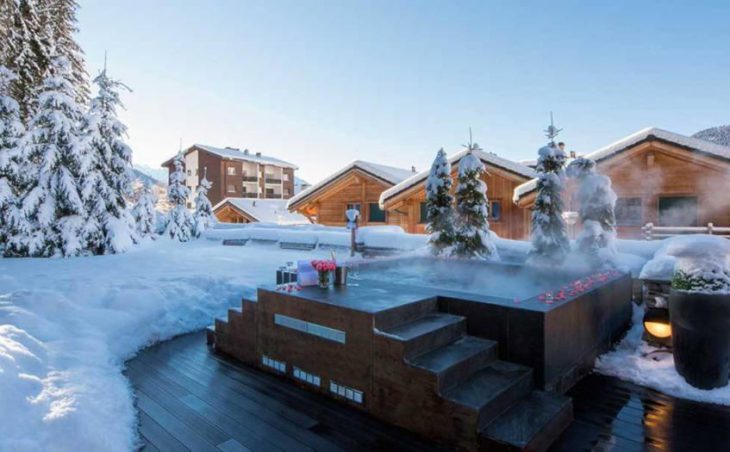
<box><xmin>693</xmin><ymin>125</ymin><xmax>730</xmax><ymax>147</ymax></box>
<box><xmin>129</xmin><ymin>167</ymin><xmax>170</xmax><ymax>212</ymax></box>
<box><xmin>133</xmin><ymin>164</ymin><xmax>169</xmax><ymax>184</ymax></box>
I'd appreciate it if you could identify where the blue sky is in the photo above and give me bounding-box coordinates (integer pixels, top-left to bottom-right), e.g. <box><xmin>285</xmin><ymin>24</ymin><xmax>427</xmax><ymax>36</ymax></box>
<box><xmin>78</xmin><ymin>0</ymin><xmax>730</xmax><ymax>182</ymax></box>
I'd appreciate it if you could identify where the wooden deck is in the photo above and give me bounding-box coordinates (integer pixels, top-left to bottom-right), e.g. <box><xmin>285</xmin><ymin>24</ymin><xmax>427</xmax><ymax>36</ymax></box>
<box><xmin>126</xmin><ymin>331</ymin><xmax>730</xmax><ymax>451</ymax></box>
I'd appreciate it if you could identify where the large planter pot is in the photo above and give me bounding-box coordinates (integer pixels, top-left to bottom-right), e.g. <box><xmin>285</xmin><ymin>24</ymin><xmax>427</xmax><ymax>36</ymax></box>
<box><xmin>669</xmin><ymin>289</ymin><xmax>730</xmax><ymax>389</ymax></box>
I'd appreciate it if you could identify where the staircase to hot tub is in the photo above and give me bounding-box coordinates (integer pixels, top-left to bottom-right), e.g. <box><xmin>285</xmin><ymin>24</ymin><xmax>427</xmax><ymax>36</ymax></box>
<box><xmin>372</xmin><ymin>302</ymin><xmax>573</xmax><ymax>451</ymax></box>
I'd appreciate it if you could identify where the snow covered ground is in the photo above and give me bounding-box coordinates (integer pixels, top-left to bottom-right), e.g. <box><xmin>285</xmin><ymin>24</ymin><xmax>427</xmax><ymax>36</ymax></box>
<box><xmin>0</xmin><ymin>238</ymin><xmax>332</xmax><ymax>452</ymax></box>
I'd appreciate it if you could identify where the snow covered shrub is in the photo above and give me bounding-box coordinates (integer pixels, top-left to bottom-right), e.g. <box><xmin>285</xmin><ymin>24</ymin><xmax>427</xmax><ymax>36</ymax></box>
<box><xmin>452</xmin><ymin>144</ymin><xmax>497</xmax><ymax>259</ymax></box>
<box><xmin>0</xmin><ymin>66</ymin><xmax>25</xmax><ymax>247</ymax></box>
<box><xmin>132</xmin><ymin>183</ymin><xmax>157</xmax><ymax>237</ymax></box>
<box><xmin>668</xmin><ymin>235</ymin><xmax>730</xmax><ymax>294</ymax></box>
<box><xmin>425</xmin><ymin>148</ymin><xmax>455</xmax><ymax>254</ymax></box>
<box><xmin>566</xmin><ymin>157</ymin><xmax>617</xmax><ymax>262</ymax></box>
<box><xmin>193</xmin><ymin>171</ymin><xmax>215</xmax><ymax>237</ymax></box>
<box><xmin>528</xmin><ymin>142</ymin><xmax>569</xmax><ymax>265</ymax></box>
<box><xmin>164</xmin><ymin>152</ymin><xmax>194</xmax><ymax>241</ymax></box>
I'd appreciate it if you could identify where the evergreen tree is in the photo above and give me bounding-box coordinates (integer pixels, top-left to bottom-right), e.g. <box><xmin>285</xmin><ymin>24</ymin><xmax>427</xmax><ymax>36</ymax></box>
<box><xmin>528</xmin><ymin>120</ymin><xmax>570</xmax><ymax>265</ymax></box>
<box><xmin>83</xmin><ymin>65</ymin><xmax>136</xmax><ymax>254</ymax></box>
<box><xmin>132</xmin><ymin>183</ymin><xmax>157</xmax><ymax>237</ymax></box>
<box><xmin>10</xmin><ymin>56</ymin><xmax>87</xmax><ymax>256</ymax></box>
<box><xmin>193</xmin><ymin>169</ymin><xmax>215</xmax><ymax>237</ymax></box>
<box><xmin>425</xmin><ymin>148</ymin><xmax>455</xmax><ymax>254</ymax></box>
<box><xmin>452</xmin><ymin>143</ymin><xmax>497</xmax><ymax>259</ymax></box>
<box><xmin>0</xmin><ymin>66</ymin><xmax>26</xmax><ymax>246</ymax></box>
<box><xmin>566</xmin><ymin>157</ymin><xmax>617</xmax><ymax>257</ymax></box>
<box><xmin>164</xmin><ymin>151</ymin><xmax>194</xmax><ymax>241</ymax></box>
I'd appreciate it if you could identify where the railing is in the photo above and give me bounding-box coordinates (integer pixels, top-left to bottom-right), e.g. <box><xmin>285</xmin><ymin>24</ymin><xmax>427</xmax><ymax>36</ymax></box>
<box><xmin>642</xmin><ymin>222</ymin><xmax>730</xmax><ymax>240</ymax></box>
<box><xmin>265</xmin><ymin>177</ymin><xmax>282</xmax><ymax>184</ymax></box>
<box><xmin>242</xmin><ymin>176</ymin><xmax>258</xmax><ymax>182</ymax></box>
<box><xmin>241</xmin><ymin>193</ymin><xmax>258</xmax><ymax>199</ymax></box>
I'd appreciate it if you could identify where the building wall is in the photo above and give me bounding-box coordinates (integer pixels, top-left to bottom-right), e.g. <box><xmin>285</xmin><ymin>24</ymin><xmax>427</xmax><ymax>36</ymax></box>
<box><xmin>214</xmin><ymin>204</ymin><xmax>255</xmax><ymax>224</ymax></box>
<box><xmin>385</xmin><ymin>167</ymin><xmax>530</xmax><ymax>240</ymax></box>
<box><xmin>184</xmin><ymin>150</ymin><xmax>199</xmax><ymax>207</ymax></box>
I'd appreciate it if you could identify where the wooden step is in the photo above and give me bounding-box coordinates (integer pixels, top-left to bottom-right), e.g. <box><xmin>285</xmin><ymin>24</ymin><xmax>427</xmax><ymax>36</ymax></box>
<box><xmin>445</xmin><ymin>361</ymin><xmax>533</xmax><ymax>431</ymax></box>
<box><xmin>408</xmin><ymin>336</ymin><xmax>498</xmax><ymax>393</ymax></box>
<box><xmin>480</xmin><ymin>391</ymin><xmax>573</xmax><ymax>452</ymax></box>
<box><xmin>378</xmin><ymin>313</ymin><xmax>466</xmax><ymax>357</ymax></box>
<box><xmin>374</xmin><ymin>298</ymin><xmax>439</xmax><ymax>331</ymax></box>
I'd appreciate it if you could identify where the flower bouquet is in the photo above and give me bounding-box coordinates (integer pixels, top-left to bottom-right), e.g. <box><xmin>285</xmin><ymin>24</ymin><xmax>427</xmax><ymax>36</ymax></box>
<box><xmin>311</xmin><ymin>259</ymin><xmax>337</xmax><ymax>289</ymax></box>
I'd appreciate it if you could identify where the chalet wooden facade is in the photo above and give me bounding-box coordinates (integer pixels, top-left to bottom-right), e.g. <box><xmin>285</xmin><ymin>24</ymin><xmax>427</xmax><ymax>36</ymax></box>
<box><xmin>514</xmin><ymin>127</ymin><xmax>730</xmax><ymax>238</ymax></box>
<box><xmin>213</xmin><ymin>198</ymin><xmax>310</xmax><ymax>225</ymax></box>
<box><xmin>379</xmin><ymin>148</ymin><xmax>536</xmax><ymax>240</ymax></box>
<box><xmin>161</xmin><ymin>145</ymin><xmax>298</xmax><ymax>207</ymax></box>
<box><xmin>286</xmin><ymin>161</ymin><xmax>416</xmax><ymax>227</ymax></box>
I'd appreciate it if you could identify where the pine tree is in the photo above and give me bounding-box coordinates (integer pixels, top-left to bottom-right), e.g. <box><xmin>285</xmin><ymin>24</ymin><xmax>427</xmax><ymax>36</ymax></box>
<box><xmin>132</xmin><ymin>183</ymin><xmax>157</xmax><ymax>237</ymax></box>
<box><xmin>83</xmin><ymin>65</ymin><xmax>136</xmax><ymax>254</ymax></box>
<box><xmin>164</xmin><ymin>151</ymin><xmax>194</xmax><ymax>241</ymax></box>
<box><xmin>528</xmin><ymin>119</ymin><xmax>570</xmax><ymax>265</ymax></box>
<box><xmin>425</xmin><ymin>148</ymin><xmax>455</xmax><ymax>254</ymax></box>
<box><xmin>566</xmin><ymin>157</ymin><xmax>617</xmax><ymax>256</ymax></box>
<box><xmin>452</xmin><ymin>143</ymin><xmax>497</xmax><ymax>259</ymax></box>
<box><xmin>10</xmin><ymin>56</ymin><xmax>87</xmax><ymax>257</ymax></box>
<box><xmin>0</xmin><ymin>66</ymin><xmax>26</xmax><ymax>246</ymax></box>
<box><xmin>193</xmin><ymin>169</ymin><xmax>215</xmax><ymax>237</ymax></box>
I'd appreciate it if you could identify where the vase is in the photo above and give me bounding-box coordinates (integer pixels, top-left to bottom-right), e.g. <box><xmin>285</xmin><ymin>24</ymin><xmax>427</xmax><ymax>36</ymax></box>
<box><xmin>318</xmin><ymin>270</ymin><xmax>331</xmax><ymax>289</ymax></box>
<box><xmin>669</xmin><ymin>289</ymin><xmax>730</xmax><ymax>389</ymax></box>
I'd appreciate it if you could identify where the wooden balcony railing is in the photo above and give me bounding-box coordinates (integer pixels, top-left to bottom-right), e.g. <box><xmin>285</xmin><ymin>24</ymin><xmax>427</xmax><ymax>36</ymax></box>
<box><xmin>642</xmin><ymin>222</ymin><xmax>730</xmax><ymax>240</ymax></box>
<box><xmin>242</xmin><ymin>176</ymin><xmax>258</xmax><ymax>182</ymax></box>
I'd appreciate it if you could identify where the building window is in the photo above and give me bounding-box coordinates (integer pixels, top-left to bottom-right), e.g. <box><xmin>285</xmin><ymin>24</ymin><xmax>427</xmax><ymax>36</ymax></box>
<box><xmin>368</xmin><ymin>203</ymin><xmax>386</xmax><ymax>222</ymax></box>
<box><xmin>329</xmin><ymin>381</ymin><xmax>364</xmax><ymax>404</ymax></box>
<box><xmin>227</xmin><ymin>166</ymin><xmax>236</xmax><ymax>176</ymax></box>
<box><xmin>274</xmin><ymin>313</ymin><xmax>346</xmax><ymax>344</ymax></box>
<box><xmin>489</xmin><ymin>201</ymin><xmax>501</xmax><ymax>221</ymax></box>
<box><xmin>187</xmin><ymin>170</ymin><xmax>191</xmax><ymax>176</ymax></box>
<box><xmin>186</xmin><ymin>202</ymin><xmax>192</xmax><ymax>209</ymax></box>
<box><xmin>227</xmin><ymin>184</ymin><xmax>235</xmax><ymax>193</ymax></box>
<box><xmin>283</xmin><ymin>173</ymin><xmax>289</xmax><ymax>181</ymax></box>
<box><xmin>659</xmin><ymin>196</ymin><xmax>698</xmax><ymax>227</ymax></box>
<box><xmin>419</xmin><ymin>202</ymin><xmax>427</xmax><ymax>224</ymax></box>
<box><xmin>615</xmin><ymin>197</ymin><xmax>643</xmax><ymax>226</ymax></box>
<box><xmin>261</xmin><ymin>355</ymin><xmax>286</xmax><ymax>373</ymax></box>
<box><xmin>345</xmin><ymin>203</ymin><xmax>361</xmax><ymax>221</ymax></box>
<box><xmin>293</xmin><ymin>367</ymin><xmax>321</xmax><ymax>387</ymax></box>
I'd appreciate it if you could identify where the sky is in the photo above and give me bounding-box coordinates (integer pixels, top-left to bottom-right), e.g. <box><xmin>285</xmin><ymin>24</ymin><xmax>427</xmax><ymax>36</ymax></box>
<box><xmin>77</xmin><ymin>0</ymin><xmax>730</xmax><ymax>183</ymax></box>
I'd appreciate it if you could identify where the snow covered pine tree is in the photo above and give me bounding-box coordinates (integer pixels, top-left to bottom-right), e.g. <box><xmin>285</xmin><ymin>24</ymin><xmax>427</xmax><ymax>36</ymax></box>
<box><xmin>0</xmin><ymin>67</ymin><xmax>26</xmax><ymax>247</ymax></box>
<box><xmin>164</xmin><ymin>151</ymin><xmax>194</xmax><ymax>241</ymax></box>
<box><xmin>452</xmin><ymin>142</ymin><xmax>497</xmax><ymax>259</ymax></box>
<box><xmin>528</xmin><ymin>123</ymin><xmax>570</xmax><ymax>265</ymax></box>
<box><xmin>12</xmin><ymin>56</ymin><xmax>88</xmax><ymax>256</ymax></box>
<box><xmin>193</xmin><ymin>169</ymin><xmax>215</xmax><ymax>237</ymax></box>
<box><xmin>132</xmin><ymin>183</ymin><xmax>157</xmax><ymax>237</ymax></box>
<box><xmin>566</xmin><ymin>157</ymin><xmax>617</xmax><ymax>259</ymax></box>
<box><xmin>83</xmin><ymin>66</ymin><xmax>137</xmax><ymax>254</ymax></box>
<box><xmin>425</xmin><ymin>148</ymin><xmax>455</xmax><ymax>254</ymax></box>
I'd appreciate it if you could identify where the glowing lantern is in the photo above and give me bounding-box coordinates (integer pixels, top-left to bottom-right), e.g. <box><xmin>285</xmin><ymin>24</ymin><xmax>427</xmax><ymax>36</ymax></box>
<box><xmin>643</xmin><ymin>308</ymin><xmax>672</xmax><ymax>347</ymax></box>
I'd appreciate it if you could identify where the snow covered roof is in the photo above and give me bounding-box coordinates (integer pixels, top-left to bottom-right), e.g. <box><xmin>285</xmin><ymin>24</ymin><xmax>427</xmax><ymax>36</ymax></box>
<box><xmin>214</xmin><ymin>198</ymin><xmax>310</xmax><ymax>224</ymax></box>
<box><xmin>162</xmin><ymin>145</ymin><xmax>298</xmax><ymax>169</ymax></box>
<box><xmin>513</xmin><ymin>127</ymin><xmax>730</xmax><ymax>203</ymax></box>
<box><xmin>693</xmin><ymin>124</ymin><xmax>730</xmax><ymax>147</ymax></box>
<box><xmin>380</xmin><ymin>148</ymin><xmax>535</xmax><ymax>207</ymax></box>
<box><xmin>287</xmin><ymin>160</ymin><xmax>416</xmax><ymax>210</ymax></box>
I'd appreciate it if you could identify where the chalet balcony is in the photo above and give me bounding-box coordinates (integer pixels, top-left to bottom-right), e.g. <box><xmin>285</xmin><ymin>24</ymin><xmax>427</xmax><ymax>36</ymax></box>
<box><xmin>242</xmin><ymin>175</ymin><xmax>258</xmax><ymax>182</ymax></box>
<box><xmin>265</xmin><ymin>177</ymin><xmax>282</xmax><ymax>184</ymax></box>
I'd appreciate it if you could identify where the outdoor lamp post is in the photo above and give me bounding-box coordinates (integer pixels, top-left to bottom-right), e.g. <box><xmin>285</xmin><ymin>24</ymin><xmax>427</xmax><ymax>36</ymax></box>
<box><xmin>643</xmin><ymin>307</ymin><xmax>672</xmax><ymax>347</ymax></box>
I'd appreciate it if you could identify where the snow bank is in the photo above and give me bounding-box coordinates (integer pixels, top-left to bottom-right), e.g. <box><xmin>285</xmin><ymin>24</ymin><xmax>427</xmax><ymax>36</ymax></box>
<box><xmin>0</xmin><ymin>239</ymin><xmax>329</xmax><ymax>451</ymax></box>
<box><xmin>356</xmin><ymin>226</ymin><xmax>428</xmax><ymax>250</ymax></box>
<box><xmin>639</xmin><ymin>235</ymin><xmax>730</xmax><ymax>281</ymax></box>
<box><xmin>596</xmin><ymin>304</ymin><xmax>730</xmax><ymax>405</ymax></box>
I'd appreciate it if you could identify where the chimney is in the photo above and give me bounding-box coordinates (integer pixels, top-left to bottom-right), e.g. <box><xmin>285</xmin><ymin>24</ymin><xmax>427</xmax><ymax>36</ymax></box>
<box><xmin>569</xmin><ymin>151</ymin><xmax>576</xmax><ymax>159</ymax></box>
<box><xmin>243</xmin><ymin>148</ymin><xmax>249</xmax><ymax>155</ymax></box>
<box><xmin>256</xmin><ymin>152</ymin><xmax>262</xmax><ymax>157</ymax></box>
<box><xmin>411</xmin><ymin>166</ymin><xmax>416</xmax><ymax>173</ymax></box>
<box><xmin>252</xmin><ymin>200</ymin><xmax>256</xmax><ymax>207</ymax></box>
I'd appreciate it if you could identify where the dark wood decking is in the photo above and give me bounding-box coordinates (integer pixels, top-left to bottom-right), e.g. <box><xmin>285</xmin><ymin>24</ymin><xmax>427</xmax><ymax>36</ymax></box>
<box><xmin>126</xmin><ymin>331</ymin><xmax>730</xmax><ymax>451</ymax></box>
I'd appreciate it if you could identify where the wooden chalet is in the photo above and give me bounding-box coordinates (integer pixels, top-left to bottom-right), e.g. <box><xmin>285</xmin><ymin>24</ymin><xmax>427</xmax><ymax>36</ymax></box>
<box><xmin>286</xmin><ymin>161</ymin><xmax>416</xmax><ymax>227</ymax></box>
<box><xmin>214</xmin><ymin>198</ymin><xmax>310</xmax><ymax>225</ymax></box>
<box><xmin>379</xmin><ymin>148</ymin><xmax>536</xmax><ymax>239</ymax></box>
<box><xmin>514</xmin><ymin>127</ymin><xmax>730</xmax><ymax>238</ymax></box>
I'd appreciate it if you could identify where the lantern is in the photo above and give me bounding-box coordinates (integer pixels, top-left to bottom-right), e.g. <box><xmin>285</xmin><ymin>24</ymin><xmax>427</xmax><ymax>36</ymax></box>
<box><xmin>643</xmin><ymin>307</ymin><xmax>672</xmax><ymax>347</ymax></box>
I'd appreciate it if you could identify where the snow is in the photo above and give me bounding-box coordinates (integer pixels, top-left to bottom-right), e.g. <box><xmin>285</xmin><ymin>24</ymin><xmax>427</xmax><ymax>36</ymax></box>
<box><xmin>288</xmin><ymin>160</ymin><xmax>415</xmax><ymax>210</ymax></box>
<box><xmin>693</xmin><ymin>124</ymin><xmax>730</xmax><ymax>147</ymax></box>
<box><xmin>187</xmin><ymin>144</ymin><xmax>297</xmax><ymax>169</ymax></box>
<box><xmin>0</xmin><ymin>238</ymin><xmax>334</xmax><ymax>451</ymax></box>
<box><xmin>514</xmin><ymin>127</ymin><xmax>730</xmax><ymax>202</ymax></box>
<box><xmin>382</xmin><ymin>147</ymin><xmax>535</xmax><ymax>208</ymax></box>
<box><xmin>639</xmin><ymin>235</ymin><xmax>730</xmax><ymax>281</ymax></box>
<box><xmin>213</xmin><ymin>197</ymin><xmax>310</xmax><ymax>225</ymax></box>
<box><xmin>596</xmin><ymin>304</ymin><xmax>730</xmax><ymax>406</ymax></box>
<box><xmin>356</xmin><ymin>225</ymin><xmax>428</xmax><ymax>250</ymax></box>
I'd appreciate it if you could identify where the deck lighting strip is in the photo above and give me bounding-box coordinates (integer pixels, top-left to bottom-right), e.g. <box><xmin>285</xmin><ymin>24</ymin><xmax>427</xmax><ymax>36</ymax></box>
<box><xmin>261</xmin><ymin>355</ymin><xmax>286</xmax><ymax>373</ymax></box>
<box><xmin>293</xmin><ymin>367</ymin><xmax>321</xmax><ymax>387</ymax></box>
<box><xmin>329</xmin><ymin>381</ymin><xmax>364</xmax><ymax>404</ymax></box>
<box><xmin>274</xmin><ymin>314</ymin><xmax>346</xmax><ymax>344</ymax></box>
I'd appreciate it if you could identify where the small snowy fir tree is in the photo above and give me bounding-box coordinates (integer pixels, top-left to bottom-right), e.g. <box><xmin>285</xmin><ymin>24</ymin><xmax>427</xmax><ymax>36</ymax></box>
<box><xmin>83</xmin><ymin>65</ymin><xmax>136</xmax><ymax>254</ymax></box>
<box><xmin>164</xmin><ymin>151</ymin><xmax>194</xmax><ymax>241</ymax></box>
<box><xmin>0</xmin><ymin>67</ymin><xmax>26</xmax><ymax>246</ymax></box>
<box><xmin>425</xmin><ymin>148</ymin><xmax>455</xmax><ymax>254</ymax></box>
<box><xmin>528</xmin><ymin>120</ymin><xmax>570</xmax><ymax>265</ymax></box>
<box><xmin>12</xmin><ymin>56</ymin><xmax>88</xmax><ymax>257</ymax></box>
<box><xmin>452</xmin><ymin>142</ymin><xmax>497</xmax><ymax>259</ymax></box>
<box><xmin>566</xmin><ymin>157</ymin><xmax>617</xmax><ymax>258</ymax></box>
<box><xmin>132</xmin><ymin>183</ymin><xmax>157</xmax><ymax>237</ymax></box>
<box><xmin>193</xmin><ymin>169</ymin><xmax>215</xmax><ymax>237</ymax></box>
